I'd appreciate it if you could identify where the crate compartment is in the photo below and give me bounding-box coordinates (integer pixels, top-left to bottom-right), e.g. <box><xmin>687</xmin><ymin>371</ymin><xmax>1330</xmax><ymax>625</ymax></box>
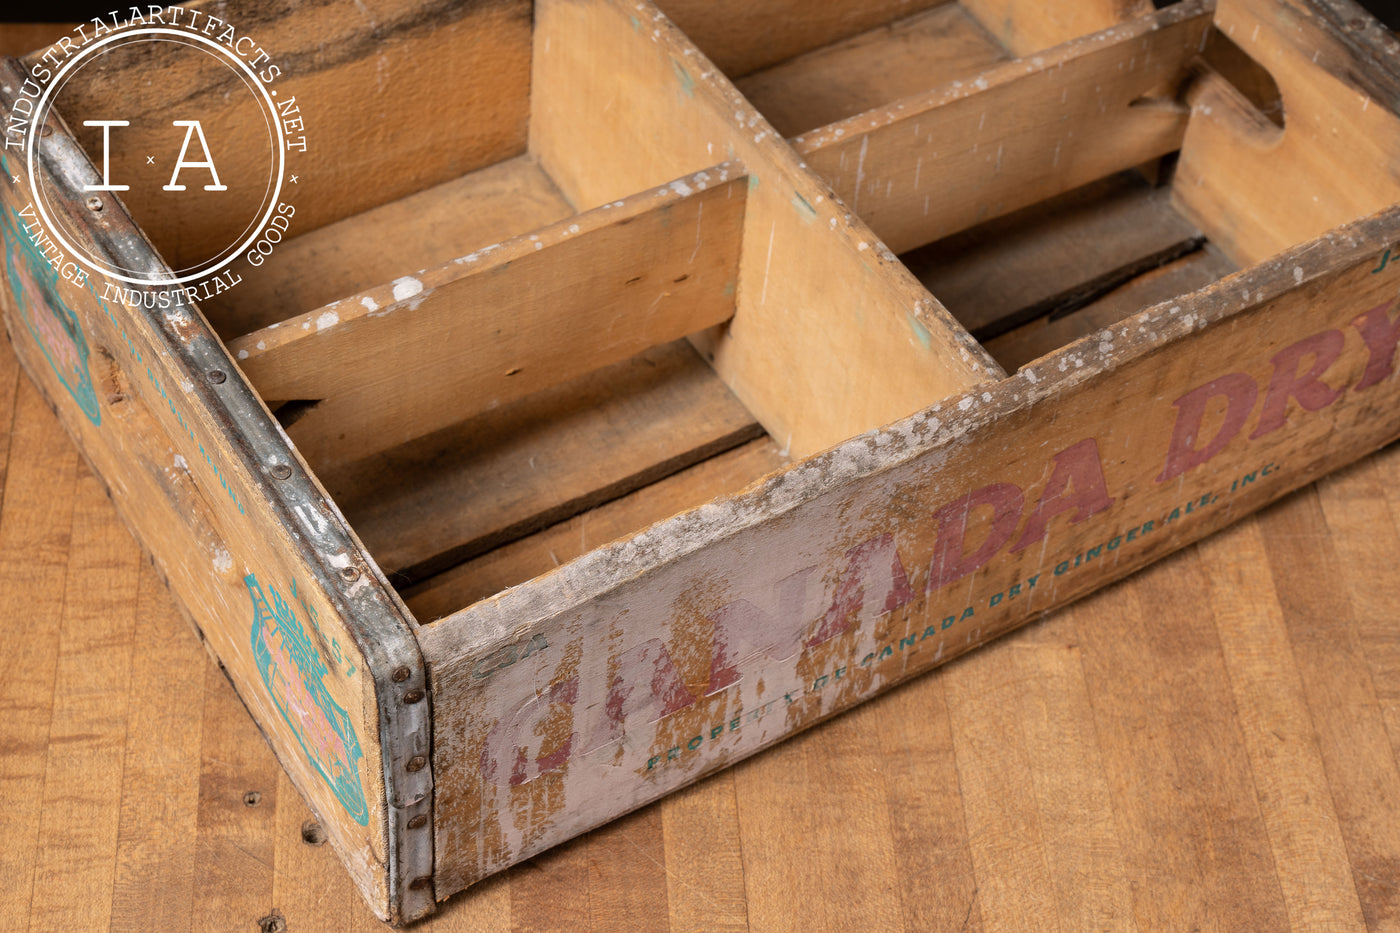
<box><xmin>671</xmin><ymin>0</ymin><xmax>1286</xmax><ymax>375</ymax></box>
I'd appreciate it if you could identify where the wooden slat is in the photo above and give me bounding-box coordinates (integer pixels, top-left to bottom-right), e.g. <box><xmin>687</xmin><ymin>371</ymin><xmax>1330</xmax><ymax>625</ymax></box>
<box><xmin>321</xmin><ymin>339</ymin><xmax>763</xmax><ymax>586</ymax></box>
<box><xmin>733</xmin><ymin>4</ymin><xmax>1011</xmax><ymax>137</ymax></box>
<box><xmin>1173</xmin><ymin>0</ymin><xmax>1400</xmax><ymax>266</ymax></box>
<box><xmin>0</xmin><ymin>22</ymin><xmax>70</xmax><ymax>56</ymax></box>
<box><xmin>1077</xmin><ymin>550</ymin><xmax>1293</xmax><ymax>929</ymax></box>
<box><xmin>203</xmin><ymin>155</ymin><xmax>576</xmax><ymax>340</ymax></box>
<box><xmin>108</xmin><ymin>563</ymin><xmax>204</xmax><ymax>933</ymax></box>
<box><xmin>27</xmin><ymin>464</ymin><xmax>140</xmax><ymax>933</ymax></box>
<box><xmin>962</xmin><ymin>0</ymin><xmax>1152</xmax><ymax>55</ymax></box>
<box><xmin>1199</xmin><ymin>518</ymin><xmax>1368</xmax><ymax>931</ymax></box>
<box><xmin>418</xmin><ymin>201</ymin><xmax>1400</xmax><ymax>900</ymax></box>
<box><xmin>230</xmin><ymin>167</ymin><xmax>748</xmax><ymax>471</ymax></box>
<box><xmin>403</xmin><ymin>438</ymin><xmax>787</xmax><ymax>622</ymax></box>
<box><xmin>32</xmin><ymin>0</ymin><xmax>533</xmax><ymax>263</ymax></box>
<box><xmin>983</xmin><ymin>243</ymin><xmax>1236</xmax><ymax>371</ymax></box>
<box><xmin>191</xmin><ymin>661</ymin><xmax>281</xmax><ymax>933</ymax></box>
<box><xmin>734</xmin><ymin>705</ymin><xmax>904</xmax><ymax>932</ymax></box>
<box><xmin>661</xmin><ymin>775</ymin><xmax>749</xmax><ymax>933</ymax></box>
<box><xmin>0</xmin><ymin>381</ymin><xmax>79</xmax><ymax>928</ymax></box>
<box><xmin>653</xmin><ymin>0</ymin><xmax>951</xmax><ymax>77</ymax></box>
<box><xmin>795</xmin><ymin>3</ymin><xmax>1210</xmax><ymax>255</ymax></box>
<box><xmin>1260</xmin><ymin>491</ymin><xmax>1400</xmax><ymax>926</ymax></box>
<box><xmin>904</xmin><ymin>172</ymin><xmax>1205</xmax><ymax>338</ymax></box>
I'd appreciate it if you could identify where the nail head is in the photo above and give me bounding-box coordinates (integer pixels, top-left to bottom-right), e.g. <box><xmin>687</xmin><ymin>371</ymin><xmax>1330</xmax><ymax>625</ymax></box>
<box><xmin>406</xmin><ymin>755</ymin><xmax>427</xmax><ymax>773</ymax></box>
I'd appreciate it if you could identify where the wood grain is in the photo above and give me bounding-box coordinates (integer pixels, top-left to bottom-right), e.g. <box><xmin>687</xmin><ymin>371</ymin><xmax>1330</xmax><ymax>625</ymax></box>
<box><xmin>794</xmin><ymin>2</ymin><xmax>1209</xmax><ymax>255</ymax></box>
<box><xmin>734</xmin><ymin>3</ymin><xmax>1010</xmax><ymax>137</ymax></box>
<box><xmin>206</xmin><ymin>155</ymin><xmax>576</xmax><ymax>341</ymax></box>
<box><xmin>321</xmin><ymin>339</ymin><xmax>763</xmax><ymax>587</ymax></box>
<box><xmin>230</xmin><ymin>168</ymin><xmax>748</xmax><ymax>472</ymax></box>
<box><xmin>2</xmin><ymin>293</ymin><xmax>1400</xmax><ymax>929</ymax></box>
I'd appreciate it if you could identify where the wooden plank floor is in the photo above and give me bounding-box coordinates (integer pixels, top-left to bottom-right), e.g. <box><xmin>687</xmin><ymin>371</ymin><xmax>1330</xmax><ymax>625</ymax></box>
<box><xmin>2</xmin><ymin>341</ymin><xmax>1400</xmax><ymax>932</ymax></box>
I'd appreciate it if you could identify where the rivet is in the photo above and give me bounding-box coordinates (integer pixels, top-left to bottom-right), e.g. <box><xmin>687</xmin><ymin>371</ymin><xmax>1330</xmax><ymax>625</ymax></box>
<box><xmin>402</xmin><ymin>688</ymin><xmax>424</xmax><ymax>704</ymax></box>
<box><xmin>86</xmin><ymin>196</ymin><xmax>103</xmax><ymax>211</ymax></box>
<box><xmin>391</xmin><ymin>666</ymin><xmax>411</xmax><ymax>683</ymax></box>
<box><xmin>406</xmin><ymin>755</ymin><xmax>427</xmax><ymax>773</ymax></box>
<box><xmin>408</xmin><ymin>875</ymin><xmax>433</xmax><ymax>891</ymax></box>
<box><xmin>258</xmin><ymin>914</ymin><xmax>287</xmax><ymax>933</ymax></box>
<box><xmin>407</xmin><ymin>814</ymin><xmax>427</xmax><ymax>829</ymax></box>
<box><xmin>243</xmin><ymin>790</ymin><xmax>262</xmax><ymax>807</ymax></box>
<box><xmin>340</xmin><ymin>566</ymin><xmax>360</xmax><ymax>582</ymax></box>
<box><xmin>270</xmin><ymin>463</ymin><xmax>293</xmax><ymax>480</ymax></box>
<box><xmin>206</xmin><ymin>369</ymin><xmax>226</xmax><ymax>385</ymax></box>
<box><xmin>39</xmin><ymin>124</ymin><xmax>52</xmax><ymax>138</ymax></box>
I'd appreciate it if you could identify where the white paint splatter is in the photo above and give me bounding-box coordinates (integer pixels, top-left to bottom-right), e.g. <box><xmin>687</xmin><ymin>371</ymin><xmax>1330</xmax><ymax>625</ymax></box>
<box><xmin>393</xmin><ymin>277</ymin><xmax>423</xmax><ymax>301</ymax></box>
<box><xmin>361</xmin><ymin>295</ymin><xmax>379</xmax><ymax>312</ymax></box>
<box><xmin>212</xmin><ymin>546</ymin><xmax>233</xmax><ymax>574</ymax></box>
<box><xmin>1293</xmin><ymin>266</ymin><xmax>1304</xmax><ymax>284</ymax></box>
<box><xmin>316</xmin><ymin>310</ymin><xmax>339</xmax><ymax>331</ymax></box>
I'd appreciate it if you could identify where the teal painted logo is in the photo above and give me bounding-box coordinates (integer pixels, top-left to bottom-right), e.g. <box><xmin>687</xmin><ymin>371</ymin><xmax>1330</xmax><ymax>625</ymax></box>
<box><xmin>0</xmin><ymin>200</ymin><xmax>101</xmax><ymax>426</ymax></box>
<box><xmin>246</xmin><ymin>573</ymin><xmax>369</xmax><ymax>826</ymax></box>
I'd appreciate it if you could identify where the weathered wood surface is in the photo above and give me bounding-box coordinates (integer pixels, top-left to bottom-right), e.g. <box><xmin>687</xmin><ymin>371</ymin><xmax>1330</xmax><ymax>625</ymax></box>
<box><xmin>420</xmin><ymin>202</ymin><xmax>1400</xmax><ymax>895</ymax></box>
<box><xmin>230</xmin><ymin>166</ymin><xmax>749</xmax><ymax>472</ymax></box>
<box><xmin>733</xmin><ymin>3</ymin><xmax>1011</xmax><ymax>137</ymax></box>
<box><xmin>0</xmin><ymin>59</ymin><xmax>431</xmax><ymax>922</ymax></box>
<box><xmin>794</xmin><ymin>2</ymin><xmax>1211</xmax><ymax>255</ymax></box>
<box><xmin>6</xmin><ymin>332</ymin><xmax>1400</xmax><ymax>931</ymax></box>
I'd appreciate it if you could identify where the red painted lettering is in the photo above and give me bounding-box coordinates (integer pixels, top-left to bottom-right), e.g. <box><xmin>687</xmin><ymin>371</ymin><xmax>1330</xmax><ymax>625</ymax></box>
<box><xmin>1012</xmin><ymin>438</ymin><xmax>1115</xmax><ymax>552</ymax></box>
<box><xmin>583</xmin><ymin>638</ymin><xmax>696</xmax><ymax>755</ymax></box>
<box><xmin>1157</xmin><ymin>373</ymin><xmax>1259</xmax><ymax>482</ymax></box>
<box><xmin>481</xmin><ymin>675</ymin><xmax>579</xmax><ymax>787</ymax></box>
<box><xmin>1250</xmin><ymin>329</ymin><xmax>1345</xmax><ymax>438</ymax></box>
<box><xmin>1351</xmin><ymin>300</ymin><xmax>1400</xmax><ymax>392</ymax></box>
<box><xmin>707</xmin><ymin>566</ymin><xmax>820</xmax><ymax>695</ymax></box>
<box><xmin>926</xmin><ymin>483</ymin><xmax>1024</xmax><ymax>592</ymax></box>
<box><xmin>807</xmin><ymin>533</ymin><xmax>916</xmax><ymax>646</ymax></box>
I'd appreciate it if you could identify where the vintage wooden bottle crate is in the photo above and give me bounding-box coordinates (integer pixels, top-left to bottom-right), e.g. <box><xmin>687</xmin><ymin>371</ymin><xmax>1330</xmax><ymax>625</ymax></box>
<box><xmin>4</xmin><ymin>0</ymin><xmax>1400</xmax><ymax>922</ymax></box>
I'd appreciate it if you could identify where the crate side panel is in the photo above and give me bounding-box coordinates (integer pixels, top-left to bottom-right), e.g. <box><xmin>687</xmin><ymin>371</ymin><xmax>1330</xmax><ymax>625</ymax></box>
<box><xmin>1174</xmin><ymin>0</ymin><xmax>1400</xmax><ymax>266</ymax></box>
<box><xmin>423</xmin><ymin>207</ymin><xmax>1400</xmax><ymax>895</ymax></box>
<box><xmin>24</xmin><ymin>0</ymin><xmax>533</xmax><ymax>270</ymax></box>
<box><xmin>0</xmin><ymin>149</ymin><xmax>400</xmax><ymax>914</ymax></box>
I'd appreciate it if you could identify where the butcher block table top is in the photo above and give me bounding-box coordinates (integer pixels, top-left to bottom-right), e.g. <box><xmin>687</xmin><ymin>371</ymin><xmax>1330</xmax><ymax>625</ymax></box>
<box><xmin>5</xmin><ymin>13</ymin><xmax>1400</xmax><ymax>932</ymax></box>
<box><xmin>2</xmin><ymin>325</ymin><xmax>1399</xmax><ymax>932</ymax></box>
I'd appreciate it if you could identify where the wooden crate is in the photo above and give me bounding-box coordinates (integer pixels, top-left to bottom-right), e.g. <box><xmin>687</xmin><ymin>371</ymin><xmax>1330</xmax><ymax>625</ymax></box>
<box><xmin>3</xmin><ymin>0</ymin><xmax>1400</xmax><ymax>923</ymax></box>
